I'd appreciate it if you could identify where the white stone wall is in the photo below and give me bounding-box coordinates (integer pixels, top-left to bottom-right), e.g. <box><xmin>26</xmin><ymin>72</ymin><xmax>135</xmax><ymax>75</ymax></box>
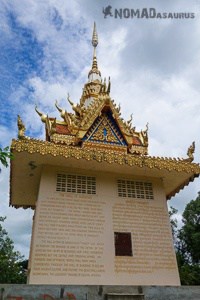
<box><xmin>28</xmin><ymin>165</ymin><xmax>180</xmax><ymax>285</ymax></box>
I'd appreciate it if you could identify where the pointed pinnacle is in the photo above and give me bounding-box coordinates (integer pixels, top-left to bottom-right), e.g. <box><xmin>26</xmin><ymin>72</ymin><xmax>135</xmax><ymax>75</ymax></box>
<box><xmin>92</xmin><ymin>22</ymin><xmax>98</xmax><ymax>48</ymax></box>
<box><xmin>107</xmin><ymin>77</ymin><xmax>111</xmax><ymax>94</ymax></box>
<box><xmin>88</xmin><ymin>22</ymin><xmax>101</xmax><ymax>80</ymax></box>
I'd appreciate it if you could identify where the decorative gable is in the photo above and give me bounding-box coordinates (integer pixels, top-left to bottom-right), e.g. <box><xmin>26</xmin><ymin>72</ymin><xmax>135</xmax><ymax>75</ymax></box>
<box><xmin>32</xmin><ymin>23</ymin><xmax>149</xmax><ymax>156</ymax></box>
<box><xmin>83</xmin><ymin>111</ymin><xmax>127</xmax><ymax>146</ymax></box>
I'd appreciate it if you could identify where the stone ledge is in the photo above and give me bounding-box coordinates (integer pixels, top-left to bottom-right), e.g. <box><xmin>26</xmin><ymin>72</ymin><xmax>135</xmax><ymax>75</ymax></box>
<box><xmin>0</xmin><ymin>285</ymin><xmax>200</xmax><ymax>300</ymax></box>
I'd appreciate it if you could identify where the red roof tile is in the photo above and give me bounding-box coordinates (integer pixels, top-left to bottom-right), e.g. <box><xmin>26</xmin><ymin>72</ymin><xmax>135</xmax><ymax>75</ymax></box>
<box><xmin>56</xmin><ymin>124</ymin><xmax>71</xmax><ymax>135</ymax></box>
<box><xmin>132</xmin><ymin>137</ymin><xmax>142</xmax><ymax>146</ymax></box>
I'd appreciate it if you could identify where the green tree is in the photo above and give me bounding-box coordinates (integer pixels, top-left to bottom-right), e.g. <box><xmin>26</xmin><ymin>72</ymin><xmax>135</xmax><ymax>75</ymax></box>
<box><xmin>175</xmin><ymin>193</ymin><xmax>200</xmax><ymax>285</ymax></box>
<box><xmin>169</xmin><ymin>206</ymin><xmax>178</xmax><ymax>244</ymax></box>
<box><xmin>178</xmin><ymin>193</ymin><xmax>200</xmax><ymax>264</ymax></box>
<box><xmin>0</xmin><ymin>216</ymin><xmax>27</xmax><ymax>283</ymax></box>
<box><xmin>176</xmin><ymin>253</ymin><xmax>200</xmax><ymax>285</ymax></box>
<box><xmin>0</xmin><ymin>146</ymin><xmax>13</xmax><ymax>172</ymax></box>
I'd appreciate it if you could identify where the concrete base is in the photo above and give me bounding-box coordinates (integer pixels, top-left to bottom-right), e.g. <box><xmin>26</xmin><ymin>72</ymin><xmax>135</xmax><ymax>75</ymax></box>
<box><xmin>0</xmin><ymin>285</ymin><xmax>200</xmax><ymax>300</ymax></box>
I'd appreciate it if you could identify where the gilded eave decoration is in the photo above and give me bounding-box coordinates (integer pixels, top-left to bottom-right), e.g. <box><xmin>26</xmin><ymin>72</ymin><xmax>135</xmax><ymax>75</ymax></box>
<box><xmin>11</xmin><ymin>138</ymin><xmax>200</xmax><ymax>174</ymax></box>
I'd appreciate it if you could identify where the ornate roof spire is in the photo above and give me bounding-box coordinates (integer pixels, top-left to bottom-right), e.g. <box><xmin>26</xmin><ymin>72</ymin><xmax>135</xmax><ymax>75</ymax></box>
<box><xmin>92</xmin><ymin>22</ymin><xmax>98</xmax><ymax>47</ymax></box>
<box><xmin>88</xmin><ymin>22</ymin><xmax>101</xmax><ymax>82</ymax></box>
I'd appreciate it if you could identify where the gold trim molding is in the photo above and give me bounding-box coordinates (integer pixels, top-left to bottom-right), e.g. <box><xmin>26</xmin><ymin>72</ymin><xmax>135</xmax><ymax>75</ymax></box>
<box><xmin>11</xmin><ymin>138</ymin><xmax>200</xmax><ymax>174</ymax></box>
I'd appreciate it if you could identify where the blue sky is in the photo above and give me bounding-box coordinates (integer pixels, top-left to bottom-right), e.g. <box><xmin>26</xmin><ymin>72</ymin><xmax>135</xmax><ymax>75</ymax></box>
<box><xmin>0</xmin><ymin>12</ymin><xmax>43</xmax><ymax>131</ymax></box>
<box><xmin>1</xmin><ymin>0</ymin><xmax>200</xmax><ymax>258</ymax></box>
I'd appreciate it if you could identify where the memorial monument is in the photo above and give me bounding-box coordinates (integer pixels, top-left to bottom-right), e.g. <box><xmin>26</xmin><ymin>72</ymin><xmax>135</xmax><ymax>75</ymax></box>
<box><xmin>10</xmin><ymin>23</ymin><xmax>200</xmax><ymax>285</ymax></box>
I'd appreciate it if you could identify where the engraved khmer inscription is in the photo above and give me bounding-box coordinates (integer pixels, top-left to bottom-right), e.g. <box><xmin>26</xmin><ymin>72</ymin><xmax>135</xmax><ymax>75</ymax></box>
<box><xmin>113</xmin><ymin>200</ymin><xmax>176</xmax><ymax>274</ymax></box>
<box><xmin>32</xmin><ymin>193</ymin><xmax>106</xmax><ymax>277</ymax></box>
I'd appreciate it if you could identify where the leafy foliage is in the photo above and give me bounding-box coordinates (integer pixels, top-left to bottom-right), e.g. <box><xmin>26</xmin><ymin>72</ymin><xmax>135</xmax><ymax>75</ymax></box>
<box><xmin>169</xmin><ymin>206</ymin><xmax>178</xmax><ymax>244</ymax></box>
<box><xmin>0</xmin><ymin>146</ymin><xmax>13</xmax><ymax>171</ymax></box>
<box><xmin>179</xmin><ymin>193</ymin><xmax>200</xmax><ymax>264</ymax></box>
<box><xmin>0</xmin><ymin>216</ymin><xmax>27</xmax><ymax>283</ymax></box>
<box><xmin>170</xmin><ymin>193</ymin><xmax>200</xmax><ymax>285</ymax></box>
<box><xmin>176</xmin><ymin>252</ymin><xmax>200</xmax><ymax>285</ymax></box>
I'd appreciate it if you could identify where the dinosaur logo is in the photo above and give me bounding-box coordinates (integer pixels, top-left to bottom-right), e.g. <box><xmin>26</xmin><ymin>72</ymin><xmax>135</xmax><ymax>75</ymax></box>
<box><xmin>102</xmin><ymin>5</ymin><xmax>113</xmax><ymax>18</ymax></box>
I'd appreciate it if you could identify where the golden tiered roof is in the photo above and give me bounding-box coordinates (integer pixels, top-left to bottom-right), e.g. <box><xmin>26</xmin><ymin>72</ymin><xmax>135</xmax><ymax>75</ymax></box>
<box><xmin>10</xmin><ymin>23</ymin><xmax>200</xmax><ymax>208</ymax></box>
<box><xmin>33</xmin><ymin>23</ymin><xmax>149</xmax><ymax>156</ymax></box>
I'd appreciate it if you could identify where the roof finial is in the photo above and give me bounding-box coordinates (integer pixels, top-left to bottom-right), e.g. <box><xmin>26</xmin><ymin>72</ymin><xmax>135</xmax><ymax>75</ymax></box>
<box><xmin>88</xmin><ymin>22</ymin><xmax>101</xmax><ymax>81</ymax></box>
<box><xmin>92</xmin><ymin>22</ymin><xmax>98</xmax><ymax>47</ymax></box>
